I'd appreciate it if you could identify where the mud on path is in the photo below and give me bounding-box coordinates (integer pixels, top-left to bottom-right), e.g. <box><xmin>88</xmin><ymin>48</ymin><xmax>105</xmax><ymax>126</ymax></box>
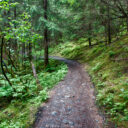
<box><xmin>33</xmin><ymin>57</ymin><xmax>104</xmax><ymax>128</ymax></box>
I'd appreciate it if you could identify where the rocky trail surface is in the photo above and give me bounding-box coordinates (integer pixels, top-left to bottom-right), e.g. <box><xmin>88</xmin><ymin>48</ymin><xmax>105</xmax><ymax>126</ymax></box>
<box><xmin>33</xmin><ymin>57</ymin><xmax>104</xmax><ymax>128</ymax></box>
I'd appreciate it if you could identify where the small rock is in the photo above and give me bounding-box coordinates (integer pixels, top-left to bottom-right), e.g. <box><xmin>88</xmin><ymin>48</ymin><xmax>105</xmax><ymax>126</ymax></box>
<box><xmin>51</xmin><ymin>111</ymin><xmax>57</xmax><ymax>116</ymax></box>
<box><xmin>62</xmin><ymin>119</ymin><xmax>74</xmax><ymax>126</ymax></box>
<box><xmin>62</xmin><ymin>119</ymin><xmax>69</xmax><ymax>124</ymax></box>
<box><xmin>67</xmin><ymin>107</ymin><xmax>72</xmax><ymax>112</ymax></box>
<box><xmin>68</xmin><ymin>121</ymin><xmax>74</xmax><ymax>126</ymax></box>
<box><xmin>65</xmin><ymin>95</ymin><xmax>70</xmax><ymax>98</ymax></box>
<box><xmin>96</xmin><ymin>119</ymin><xmax>99</xmax><ymax>122</ymax></box>
<box><xmin>92</xmin><ymin>96</ymin><xmax>95</xmax><ymax>99</ymax></box>
<box><xmin>60</xmin><ymin>100</ymin><xmax>64</xmax><ymax>103</ymax></box>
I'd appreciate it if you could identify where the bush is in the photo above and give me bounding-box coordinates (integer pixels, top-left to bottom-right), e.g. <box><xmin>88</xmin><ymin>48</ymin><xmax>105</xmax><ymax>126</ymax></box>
<box><xmin>0</xmin><ymin>59</ymin><xmax>68</xmax><ymax>128</ymax></box>
<box><xmin>109</xmin><ymin>51</ymin><xmax>116</xmax><ymax>57</ymax></box>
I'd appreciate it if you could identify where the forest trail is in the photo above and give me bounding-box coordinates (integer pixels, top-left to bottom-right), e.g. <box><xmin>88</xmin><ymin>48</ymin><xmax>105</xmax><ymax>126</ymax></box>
<box><xmin>33</xmin><ymin>57</ymin><xmax>104</xmax><ymax>128</ymax></box>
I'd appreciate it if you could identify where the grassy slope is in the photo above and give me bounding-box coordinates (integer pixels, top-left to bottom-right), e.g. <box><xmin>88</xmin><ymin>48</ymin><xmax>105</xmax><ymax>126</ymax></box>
<box><xmin>51</xmin><ymin>36</ymin><xmax>128</xmax><ymax>127</ymax></box>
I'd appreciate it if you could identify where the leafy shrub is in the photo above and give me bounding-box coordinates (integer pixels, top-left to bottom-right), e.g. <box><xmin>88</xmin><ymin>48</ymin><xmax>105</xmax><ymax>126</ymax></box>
<box><xmin>97</xmin><ymin>82</ymin><xmax>105</xmax><ymax>89</ymax></box>
<box><xmin>98</xmin><ymin>93</ymin><xmax>114</xmax><ymax>108</ymax></box>
<box><xmin>102</xmin><ymin>73</ymin><xmax>109</xmax><ymax>80</ymax></box>
<box><xmin>109</xmin><ymin>51</ymin><xmax>116</xmax><ymax>57</ymax></box>
<box><xmin>0</xmin><ymin>59</ymin><xmax>68</xmax><ymax>128</ymax></box>
<box><xmin>0</xmin><ymin>85</ymin><xmax>13</xmax><ymax>97</ymax></box>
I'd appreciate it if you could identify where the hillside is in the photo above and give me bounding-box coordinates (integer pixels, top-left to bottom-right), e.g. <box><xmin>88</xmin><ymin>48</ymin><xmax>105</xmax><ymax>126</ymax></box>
<box><xmin>51</xmin><ymin>35</ymin><xmax>128</xmax><ymax>127</ymax></box>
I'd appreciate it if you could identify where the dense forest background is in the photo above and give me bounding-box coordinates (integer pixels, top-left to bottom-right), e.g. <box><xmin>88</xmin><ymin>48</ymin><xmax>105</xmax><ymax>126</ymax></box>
<box><xmin>0</xmin><ymin>0</ymin><xmax>128</xmax><ymax>127</ymax></box>
<box><xmin>1</xmin><ymin>0</ymin><xmax>128</xmax><ymax>68</ymax></box>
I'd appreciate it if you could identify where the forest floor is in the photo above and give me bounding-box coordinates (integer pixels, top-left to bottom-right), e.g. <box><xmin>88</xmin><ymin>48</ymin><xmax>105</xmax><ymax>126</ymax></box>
<box><xmin>33</xmin><ymin>56</ymin><xmax>104</xmax><ymax>128</ymax></box>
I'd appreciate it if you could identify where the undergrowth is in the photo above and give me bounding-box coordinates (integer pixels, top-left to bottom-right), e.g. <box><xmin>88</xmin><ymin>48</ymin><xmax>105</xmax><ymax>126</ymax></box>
<box><xmin>51</xmin><ymin>35</ymin><xmax>128</xmax><ymax>127</ymax></box>
<box><xmin>0</xmin><ymin>59</ymin><xmax>68</xmax><ymax>128</ymax></box>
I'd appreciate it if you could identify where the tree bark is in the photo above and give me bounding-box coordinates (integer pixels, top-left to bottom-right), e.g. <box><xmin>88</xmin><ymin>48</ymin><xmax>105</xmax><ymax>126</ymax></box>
<box><xmin>29</xmin><ymin>43</ymin><xmax>32</xmax><ymax>61</ymax></box>
<box><xmin>14</xmin><ymin>6</ymin><xmax>17</xmax><ymax>50</ymax></box>
<box><xmin>88</xmin><ymin>37</ymin><xmax>91</xmax><ymax>47</ymax></box>
<box><xmin>8</xmin><ymin>49</ymin><xmax>17</xmax><ymax>71</ymax></box>
<box><xmin>31</xmin><ymin>62</ymin><xmax>42</xmax><ymax>91</ymax></box>
<box><xmin>22</xmin><ymin>43</ymin><xmax>26</xmax><ymax>60</ymax></box>
<box><xmin>126</xmin><ymin>17</ymin><xmax>128</xmax><ymax>32</ymax></box>
<box><xmin>1</xmin><ymin>37</ymin><xmax>12</xmax><ymax>87</ymax></box>
<box><xmin>107</xmin><ymin>3</ymin><xmax>111</xmax><ymax>44</ymax></box>
<box><xmin>88</xmin><ymin>23</ymin><xmax>92</xmax><ymax>47</ymax></box>
<box><xmin>126</xmin><ymin>1</ymin><xmax>128</xmax><ymax>32</ymax></box>
<box><xmin>43</xmin><ymin>0</ymin><xmax>49</xmax><ymax>67</ymax></box>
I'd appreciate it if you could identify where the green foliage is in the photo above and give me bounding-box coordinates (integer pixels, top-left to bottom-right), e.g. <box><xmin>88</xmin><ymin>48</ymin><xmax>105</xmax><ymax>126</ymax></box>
<box><xmin>4</xmin><ymin>12</ymin><xmax>42</xmax><ymax>45</ymax></box>
<box><xmin>109</xmin><ymin>51</ymin><xmax>116</xmax><ymax>58</ymax></box>
<box><xmin>91</xmin><ymin>62</ymin><xmax>103</xmax><ymax>72</ymax></box>
<box><xmin>97</xmin><ymin>82</ymin><xmax>105</xmax><ymax>89</ymax></box>
<box><xmin>98</xmin><ymin>93</ymin><xmax>114</xmax><ymax>108</ymax></box>
<box><xmin>0</xmin><ymin>85</ymin><xmax>13</xmax><ymax>97</ymax></box>
<box><xmin>0</xmin><ymin>0</ymin><xmax>128</xmax><ymax>128</ymax></box>
<box><xmin>0</xmin><ymin>60</ymin><xmax>68</xmax><ymax>128</ymax></box>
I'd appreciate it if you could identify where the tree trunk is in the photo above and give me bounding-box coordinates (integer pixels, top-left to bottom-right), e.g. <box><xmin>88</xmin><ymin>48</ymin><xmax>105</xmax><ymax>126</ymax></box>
<box><xmin>88</xmin><ymin>23</ymin><xmax>92</xmax><ymax>47</ymax></box>
<box><xmin>14</xmin><ymin>6</ymin><xmax>17</xmax><ymax>50</ymax></box>
<box><xmin>29</xmin><ymin>43</ymin><xmax>32</xmax><ymax>61</ymax></box>
<box><xmin>22</xmin><ymin>43</ymin><xmax>25</xmax><ymax>65</ymax></box>
<box><xmin>127</xmin><ymin>17</ymin><xmax>128</xmax><ymax>32</ymax></box>
<box><xmin>8</xmin><ymin>49</ymin><xmax>17</xmax><ymax>71</ymax></box>
<box><xmin>88</xmin><ymin>37</ymin><xmax>91</xmax><ymax>47</ymax></box>
<box><xmin>1</xmin><ymin>37</ymin><xmax>12</xmax><ymax>87</ymax></box>
<box><xmin>31</xmin><ymin>61</ymin><xmax>42</xmax><ymax>91</ymax></box>
<box><xmin>126</xmin><ymin>6</ymin><xmax>128</xmax><ymax>32</ymax></box>
<box><xmin>107</xmin><ymin>3</ymin><xmax>111</xmax><ymax>44</ymax></box>
<box><xmin>43</xmin><ymin>0</ymin><xmax>49</xmax><ymax>67</ymax></box>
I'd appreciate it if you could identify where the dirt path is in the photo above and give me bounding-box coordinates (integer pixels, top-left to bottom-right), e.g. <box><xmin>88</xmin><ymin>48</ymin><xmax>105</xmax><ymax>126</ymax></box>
<box><xmin>33</xmin><ymin>57</ymin><xmax>104</xmax><ymax>128</ymax></box>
